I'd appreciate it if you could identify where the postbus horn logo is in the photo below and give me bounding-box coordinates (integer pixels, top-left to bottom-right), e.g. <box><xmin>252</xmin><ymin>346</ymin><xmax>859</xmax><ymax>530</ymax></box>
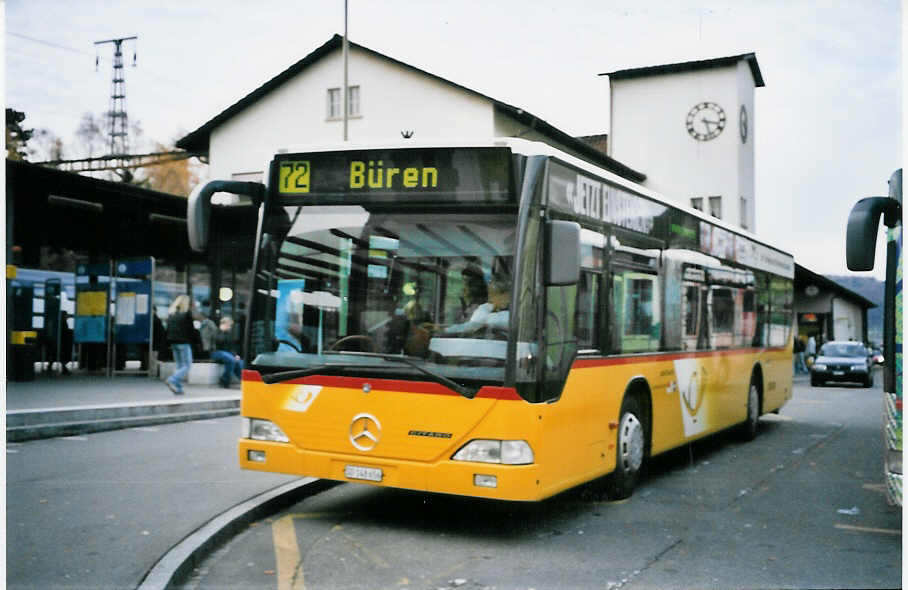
<box><xmin>682</xmin><ymin>367</ymin><xmax>706</xmax><ymax>415</ymax></box>
<box><xmin>349</xmin><ymin>413</ymin><xmax>381</xmax><ymax>451</ymax></box>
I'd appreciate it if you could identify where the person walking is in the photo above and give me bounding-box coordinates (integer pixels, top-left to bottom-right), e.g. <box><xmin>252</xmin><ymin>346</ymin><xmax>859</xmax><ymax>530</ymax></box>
<box><xmin>794</xmin><ymin>335</ymin><xmax>808</xmax><ymax>374</ymax></box>
<box><xmin>806</xmin><ymin>335</ymin><xmax>817</xmax><ymax>367</ymax></box>
<box><xmin>165</xmin><ymin>295</ymin><xmax>197</xmax><ymax>395</ymax></box>
<box><xmin>211</xmin><ymin>316</ymin><xmax>243</xmax><ymax>388</ymax></box>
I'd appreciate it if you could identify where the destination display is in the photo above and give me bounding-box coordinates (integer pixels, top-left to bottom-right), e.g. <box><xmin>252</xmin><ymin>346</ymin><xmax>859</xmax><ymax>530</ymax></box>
<box><xmin>547</xmin><ymin>160</ymin><xmax>794</xmax><ymax>278</ymax></box>
<box><xmin>272</xmin><ymin>147</ymin><xmax>514</xmax><ymax>204</ymax></box>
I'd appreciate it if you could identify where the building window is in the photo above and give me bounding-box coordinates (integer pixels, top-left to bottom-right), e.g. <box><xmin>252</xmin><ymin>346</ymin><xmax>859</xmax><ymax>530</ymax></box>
<box><xmin>327</xmin><ymin>86</ymin><xmax>361</xmax><ymax>119</ymax></box>
<box><xmin>347</xmin><ymin>85</ymin><xmax>360</xmax><ymax>117</ymax></box>
<box><xmin>740</xmin><ymin>196</ymin><xmax>748</xmax><ymax>229</ymax></box>
<box><xmin>708</xmin><ymin>196</ymin><xmax>722</xmax><ymax>219</ymax></box>
<box><xmin>327</xmin><ymin>88</ymin><xmax>341</xmax><ymax>119</ymax></box>
<box><xmin>691</xmin><ymin>197</ymin><xmax>703</xmax><ymax>212</ymax></box>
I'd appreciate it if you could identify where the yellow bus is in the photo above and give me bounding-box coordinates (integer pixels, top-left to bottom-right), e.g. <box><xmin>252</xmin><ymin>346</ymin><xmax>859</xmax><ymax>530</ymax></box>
<box><xmin>189</xmin><ymin>139</ymin><xmax>794</xmax><ymax>501</ymax></box>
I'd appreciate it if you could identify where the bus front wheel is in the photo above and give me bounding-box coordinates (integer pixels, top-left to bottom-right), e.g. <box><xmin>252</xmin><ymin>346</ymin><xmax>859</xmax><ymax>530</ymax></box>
<box><xmin>605</xmin><ymin>395</ymin><xmax>647</xmax><ymax>500</ymax></box>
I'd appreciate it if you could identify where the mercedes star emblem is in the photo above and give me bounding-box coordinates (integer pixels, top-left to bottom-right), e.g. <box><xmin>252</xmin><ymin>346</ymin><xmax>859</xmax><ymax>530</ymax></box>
<box><xmin>349</xmin><ymin>413</ymin><xmax>381</xmax><ymax>451</ymax></box>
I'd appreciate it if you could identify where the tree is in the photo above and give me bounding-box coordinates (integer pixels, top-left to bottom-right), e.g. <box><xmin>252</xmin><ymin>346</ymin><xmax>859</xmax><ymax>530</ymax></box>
<box><xmin>6</xmin><ymin>108</ymin><xmax>33</xmax><ymax>160</ymax></box>
<box><xmin>137</xmin><ymin>140</ymin><xmax>201</xmax><ymax>196</ymax></box>
<box><xmin>28</xmin><ymin>128</ymin><xmax>65</xmax><ymax>162</ymax></box>
<box><xmin>75</xmin><ymin>112</ymin><xmax>105</xmax><ymax>159</ymax></box>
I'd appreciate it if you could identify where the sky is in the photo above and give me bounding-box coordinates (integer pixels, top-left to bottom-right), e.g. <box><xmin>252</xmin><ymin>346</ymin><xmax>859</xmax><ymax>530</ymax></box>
<box><xmin>4</xmin><ymin>0</ymin><xmax>902</xmax><ymax>279</ymax></box>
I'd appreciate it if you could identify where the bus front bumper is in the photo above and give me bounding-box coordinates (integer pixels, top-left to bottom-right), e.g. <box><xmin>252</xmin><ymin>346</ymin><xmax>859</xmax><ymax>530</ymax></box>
<box><xmin>238</xmin><ymin>438</ymin><xmax>546</xmax><ymax>502</ymax></box>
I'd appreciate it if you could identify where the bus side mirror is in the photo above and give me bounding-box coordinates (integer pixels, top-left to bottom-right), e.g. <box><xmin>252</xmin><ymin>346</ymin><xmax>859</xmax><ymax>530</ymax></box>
<box><xmin>188</xmin><ymin>180</ymin><xmax>265</xmax><ymax>252</ymax></box>
<box><xmin>846</xmin><ymin>196</ymin><xmax>901</xmax><ymax>271</ymax></box>
<box><xmin>544</xmin><ymin>220</ymin><xmax>581</xmax><ymax>286</ymax></box>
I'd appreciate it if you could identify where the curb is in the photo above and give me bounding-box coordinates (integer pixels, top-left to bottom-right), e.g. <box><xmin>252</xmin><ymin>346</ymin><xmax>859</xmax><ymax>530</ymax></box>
<box><xmin>136</xmin><ymin>477</ymin><xmax>337</xmax><ymax>590</ymax></box>
<box><xmin>7</xmin><ymin>398</ymin><xmax>240</xmax><ymax>442</ymax></box>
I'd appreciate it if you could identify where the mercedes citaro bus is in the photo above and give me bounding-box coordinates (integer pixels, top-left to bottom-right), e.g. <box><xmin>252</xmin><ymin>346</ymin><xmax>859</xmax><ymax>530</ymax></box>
<box><xmin>188</xmin><ymin>138</ymin><xmax>793</xmax><ymax>501</ymax></box>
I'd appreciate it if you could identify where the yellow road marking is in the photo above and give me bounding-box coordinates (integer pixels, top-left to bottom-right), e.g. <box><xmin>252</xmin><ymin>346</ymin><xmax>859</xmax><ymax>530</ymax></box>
<box><xmin>273</xmin><ymin>515</ymin><xmax>305</xmax><ymax>590</ymax></box>
<box><xmin>272</xmin><ymin>513</ymin><xmax>347</xmax><ymax>590</ymax></box>
<box><xmin>835</xmin><ymin>524</ymin><xmax>901</xmax><ymax>536</ymax></box>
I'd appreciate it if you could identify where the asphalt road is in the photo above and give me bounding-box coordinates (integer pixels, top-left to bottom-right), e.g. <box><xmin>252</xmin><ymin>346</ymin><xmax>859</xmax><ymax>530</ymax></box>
<box><xmin>186</xmin><ymin>374</ymin><xmax>901</xmax><ymax>590</ymax></box>
<box><xmin>6</xmin><ymin>416</ymin><xmax>298</xmax><ymax>590</ymax></box>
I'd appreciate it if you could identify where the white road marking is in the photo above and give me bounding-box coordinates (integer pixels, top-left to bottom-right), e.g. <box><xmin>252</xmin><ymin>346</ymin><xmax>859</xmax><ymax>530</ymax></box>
<box><xmin>835</xmin><ymin>523</ymin><xmax>901</xmax><ymax>536</ymax></box>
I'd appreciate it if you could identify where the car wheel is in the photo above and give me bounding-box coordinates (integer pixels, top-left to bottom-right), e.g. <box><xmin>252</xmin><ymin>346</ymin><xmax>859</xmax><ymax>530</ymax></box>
<box><xmin>863</xmin><ymin>375</ymin><xmax>873</xmax><ymax>388</ymax></box>
<box><xmin>605</xmin><ymin>395</ymin><xmax>646</xmax><ymax>500</ymax></box>
<box><xmin>811</xmin><ymin>376</ymin><xmax>821</xmax><ymax>387</ymax></box>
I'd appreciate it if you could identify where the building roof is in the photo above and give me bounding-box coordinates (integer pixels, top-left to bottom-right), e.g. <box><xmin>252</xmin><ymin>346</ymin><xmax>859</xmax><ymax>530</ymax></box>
<box><xmin>6</xmin><ymin>159</ymin><xmax>255</xmax><ymax>264</ymax></box>
<box><xmin>795</xmin><ymin>263</ymin><xmax>877</xmax><ymax>309</ymax></box>
<box><xmin>176</xmin><ymin>35</ymin><xmax>646</xmax><ymax>183</ymax></box>
<box><xmin>601</xmin><ymin>53</ymin><xmax>765</xmax><ymax>88</ymax></box>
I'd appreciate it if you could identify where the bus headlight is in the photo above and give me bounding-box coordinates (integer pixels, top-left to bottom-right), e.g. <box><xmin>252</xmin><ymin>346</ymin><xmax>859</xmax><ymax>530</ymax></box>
<box><xmin>242</xmin><ymin>418</ymin><xmax>290</xmax><ymax>443</ymax></box>
<box><xmin>452</xmin><ymin>439</ymin><xmax>534</xmax><ymax>465</ymax></box>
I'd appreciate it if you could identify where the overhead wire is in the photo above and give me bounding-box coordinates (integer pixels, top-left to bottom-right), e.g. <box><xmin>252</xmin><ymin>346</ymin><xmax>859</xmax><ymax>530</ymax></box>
<box><xmin>6</xmin><ymin>31</ymin><xmax>93</xmax><ymax>56</ymax></box>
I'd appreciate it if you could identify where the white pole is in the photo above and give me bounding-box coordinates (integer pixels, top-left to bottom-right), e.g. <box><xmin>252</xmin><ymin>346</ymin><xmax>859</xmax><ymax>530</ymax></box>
<box><xmin>343</xmin><ymin>0</ymin><xmax>349</xmax><ymax>142</ymax></box>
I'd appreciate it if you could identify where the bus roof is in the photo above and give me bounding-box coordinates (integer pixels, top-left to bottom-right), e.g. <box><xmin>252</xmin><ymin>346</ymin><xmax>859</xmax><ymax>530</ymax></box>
<box><xmin>268</xmin><ymin>137</ymin><xmax>793</xmax><ymax>263</ymax></box>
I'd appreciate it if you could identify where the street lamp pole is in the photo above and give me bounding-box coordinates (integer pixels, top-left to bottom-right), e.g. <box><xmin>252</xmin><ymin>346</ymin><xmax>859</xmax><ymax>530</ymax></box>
<box><xmin>343</xmin><ymin>0</ymin><xmax>349</xmax><ymax>141</ymax></box>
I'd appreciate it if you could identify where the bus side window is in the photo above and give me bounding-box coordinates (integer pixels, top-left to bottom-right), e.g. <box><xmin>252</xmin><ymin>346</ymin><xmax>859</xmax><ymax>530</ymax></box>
<box><xmin>769</xmin><ymin>277</ymin><xmax>793</xmax><ymax>347</ymax></box>
<box><xmin>611</xmin><ymin>268</ymin><xmax>661</xmax><ymax>353</ymax></box>
<box><xmin>740</xmin><ymin>288</ymin><xmax>756</xmax><ymax>347</ymax></box>
<box><xmin>682</xmin><ymin>283</ymin><xmax>700</xmax><ymax>350</ymax></box>
<box><xmin>575</xmin><ymin>271</ymin><xmax>600</xmax><ymax>350</ymax></box>
<box><xmin>544</xmin><ymin>283</ymin><xmax>577</xmax><ymax>398</ymax></box>
<box><xmin>710</xmin><ymin>287</ymin><xmax>735</xmax><ymax>349</ymax></box>
<box><xmin>752</xmin><ymin>272</ymin><xmax>770</xmax><ymax>347</ymax></box>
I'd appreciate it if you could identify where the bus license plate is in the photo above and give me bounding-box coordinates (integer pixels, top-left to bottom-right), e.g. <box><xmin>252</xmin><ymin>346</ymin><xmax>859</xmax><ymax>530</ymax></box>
<box><xmin>345</xmin><ymin>465</ymin><xmax>383</xmax><ymax>482</ymax></box>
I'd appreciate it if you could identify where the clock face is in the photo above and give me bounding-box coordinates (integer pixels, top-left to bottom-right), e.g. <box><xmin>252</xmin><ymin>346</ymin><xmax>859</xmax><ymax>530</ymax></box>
<box><xmin>685</xmin><ymin>102</ymin><xmax>726</xmax><ymax>141</ymax></box>
<box><xmin>739</xmin><ymin>105</ymin><xmax>748</xmax><ymax>143</ymax></box>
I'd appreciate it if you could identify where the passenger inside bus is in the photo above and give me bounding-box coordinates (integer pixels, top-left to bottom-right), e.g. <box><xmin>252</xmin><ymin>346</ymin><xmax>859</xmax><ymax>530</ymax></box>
<box><xmin>459</xmin><ymin>263</ymin><xmax>488</xmax><ymax>322</ymax></box>
<box><xmin>445</xmin><ymin>275</ymin><xmax>510</xmax><ymax>336</ymax></box>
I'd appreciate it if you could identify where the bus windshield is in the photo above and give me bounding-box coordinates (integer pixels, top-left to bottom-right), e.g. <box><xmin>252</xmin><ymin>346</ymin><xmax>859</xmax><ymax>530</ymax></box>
<box><xmin>248</xmin><ymin>205</ymin><xmax>518</xmax><ymax>387</ymax></box>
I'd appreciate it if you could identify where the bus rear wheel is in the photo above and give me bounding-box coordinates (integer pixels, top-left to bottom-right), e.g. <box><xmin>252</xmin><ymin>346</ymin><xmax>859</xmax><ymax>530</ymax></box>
<box><xmin>605</xmin><ymin>395</ymin><xmax>646</xmax><ymax>500</ymax></box>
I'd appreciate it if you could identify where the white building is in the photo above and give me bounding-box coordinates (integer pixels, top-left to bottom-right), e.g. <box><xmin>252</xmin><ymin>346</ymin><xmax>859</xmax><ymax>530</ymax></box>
<box><xmin>604</xmin><ymin>54</ymin><xmax>764</xmax><ymax>232</ymax></box>
<box><xmin>177</xmin><ymin>35</ymin><xmax>645</xmax><ymax>187</ymax></box>
<box><xmin>177</xmin><ymin>37</ymin><xmax>877</xmax><ymax>346</ymax></box>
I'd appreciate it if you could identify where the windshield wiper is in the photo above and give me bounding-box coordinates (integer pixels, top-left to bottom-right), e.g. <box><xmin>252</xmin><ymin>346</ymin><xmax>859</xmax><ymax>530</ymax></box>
<box><xmin>260</xmin><ymin>352</ymin><xmax>477</xmax><ymax>398</ymax></box>
<box><xmin>333</xmin><ymin>351</ymin><xmax>477</xmax><ymax>397</ymax></box>
<box><xmin>261</xmin><ymin>363</ymin><xmax>371</xmax><ymax>384</ymax></box>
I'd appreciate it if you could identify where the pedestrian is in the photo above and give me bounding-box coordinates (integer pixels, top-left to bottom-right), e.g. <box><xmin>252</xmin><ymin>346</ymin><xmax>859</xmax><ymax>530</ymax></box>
<box><xmin>806</xmin><ymin>335</ymin><xmax>817</xmax><ymax>366</ymax></box>
<box><xmin>198</xmin><ymin>316</ymin><xmax>217</xmax><ymax>359</ymax></box>
<box><xmin>59</xmin><ymin>310</ymin><xmax>73</xmax><ymax>375</ymax></box>
<box><xmin>165</xmin><ymin>295</ymin><xmax>198</xmax><ymax>395</ymax></box>
<box><xmin>793</xmin><ymin>335</ymin><xmax>807</xmax><ymax>374</ymax></box>
<box><xmin>211</xmin><ymin>316</ymin><xmax>243</xmax><ymax>388</ymax></box>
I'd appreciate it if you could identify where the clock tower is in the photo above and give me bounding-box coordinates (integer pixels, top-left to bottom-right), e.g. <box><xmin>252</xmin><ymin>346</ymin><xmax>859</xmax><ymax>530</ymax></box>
<box><xmin>603</xmin><ymin>54</ymin><xmax>763</xmax><ymax>232</ymax></box>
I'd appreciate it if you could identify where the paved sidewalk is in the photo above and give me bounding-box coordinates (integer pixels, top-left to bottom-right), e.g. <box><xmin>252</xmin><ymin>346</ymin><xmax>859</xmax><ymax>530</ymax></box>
<box><xmin>5</xmin><ymin>372</ymin><xmax>242</xmax><ymax>442</ymax></box>
<box><xmin>6</xmin><ymin>372</ymin><xmax>238</xmax><ymax>411</ymax></box>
